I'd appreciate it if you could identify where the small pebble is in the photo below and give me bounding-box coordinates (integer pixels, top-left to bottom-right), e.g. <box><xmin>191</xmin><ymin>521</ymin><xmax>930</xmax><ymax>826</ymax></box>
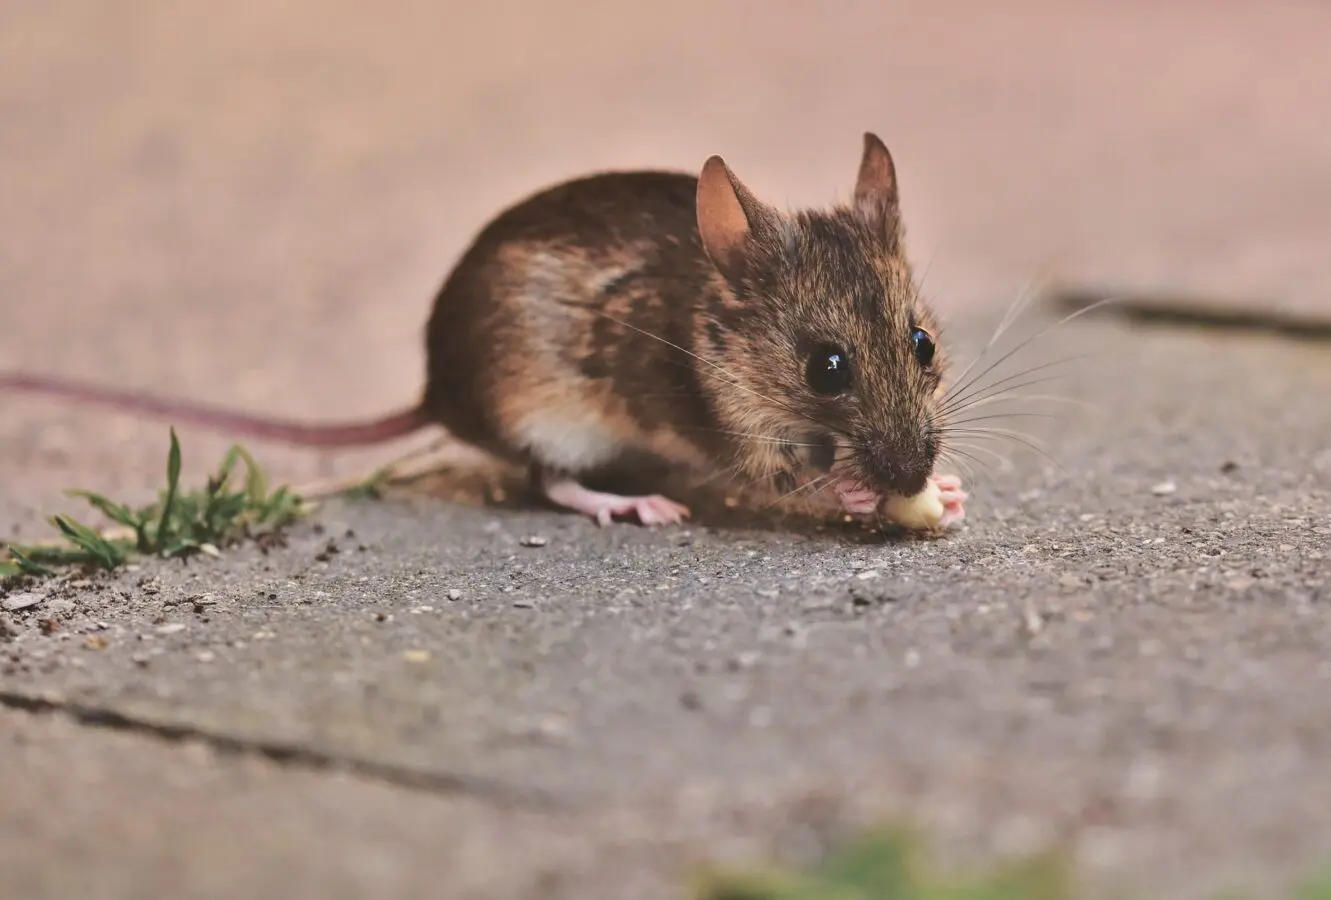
<box><xmin>1021</xmin><ymin>604</ymin><xmax>1045</xmax><ymax>636</ymax></box>
<box><xmin>446</xmin><ymin>589</ymin><xmax>462</xmax><ymax>601</ymax></box>
<box><xmin>727</xmin><ymin>651</ymin><xmax>761</xmax><ymax>671</ymax></box>
<box><xmin>403</xmin><ymin>649</ymin><xmax>431</xmax><ymax>663</ymax></box>
<box><xmin>196</xmin><ymin>651</ymin><xmax>216</xmax><ymax>663</ymax></box>
<box><xmin>519</xmin><ymin>535</ymin><xmax>548</xmax><ymax>547</ymax></box>
<box><xmin>514</xmin><ymin>716</ymin><xmax>571</xmax><ymax>744</ymax></box>
<box><xmin>1151</xmin><ymin>481</ymin><xmax>1177</xmax><ymax>496</ymax></box>
<box><xmin>156</xmin><ymin>623</ymin><xmax>187</xmax><ymax>635</ymax></box>
<box><xmin>512</xmin><ymin>599</ymin><xmax>535</xmax><ymax>609</ymax></box>
<box><xmin>44</xmin><ymin>598</ymin><xmax>75</xmax><ymax>616</ymax></box>
<box><xmin>2</xmin><ymin>592</ymin><xmax>44</xmax><ymax>612</ymax></box>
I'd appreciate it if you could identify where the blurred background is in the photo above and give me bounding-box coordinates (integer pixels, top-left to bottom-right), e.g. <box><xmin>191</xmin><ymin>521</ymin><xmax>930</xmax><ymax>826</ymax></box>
<box><xmin>2</xmin><ymin>0</ymin><xmax>1329</xmax><ymax>517</ymax></box>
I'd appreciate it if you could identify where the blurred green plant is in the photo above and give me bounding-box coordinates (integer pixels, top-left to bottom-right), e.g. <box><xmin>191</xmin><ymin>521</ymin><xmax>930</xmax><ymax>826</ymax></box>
<box><xmin>1</xmin><ymin>428</ymin><xmax>305</xmax><ymax>578</ymax></box>
<box><xmin>694</xmin><ymin>826</ymin><xmax>1331</xmax><ymax>900</ymax></box>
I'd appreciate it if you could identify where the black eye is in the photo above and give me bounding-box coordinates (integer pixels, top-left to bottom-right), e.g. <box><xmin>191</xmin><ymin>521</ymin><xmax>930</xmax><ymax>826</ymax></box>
<box><xmin>911</xmin><ymin>327</ymin><xmax>935</xmax><ymax>367</ymax></box>
<box><xmin>805</xmin><ymin>344</ymin><xmax>852</xmax><ymax>396</ymax></box>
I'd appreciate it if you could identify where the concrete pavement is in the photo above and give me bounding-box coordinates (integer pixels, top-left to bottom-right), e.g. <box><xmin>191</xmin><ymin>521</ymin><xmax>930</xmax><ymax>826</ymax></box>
<box><xmin>3</xmin><ymin>2</ymin><xmax>1331</xmax><ymax>898</ymax></box>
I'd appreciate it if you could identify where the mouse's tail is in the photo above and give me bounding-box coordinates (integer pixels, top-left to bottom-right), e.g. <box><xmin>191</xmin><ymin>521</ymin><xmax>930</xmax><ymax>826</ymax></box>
<box><xmin>0</xmin><ymin>371</ymin><xmax>430</xmax><ymax>448</ymax></box>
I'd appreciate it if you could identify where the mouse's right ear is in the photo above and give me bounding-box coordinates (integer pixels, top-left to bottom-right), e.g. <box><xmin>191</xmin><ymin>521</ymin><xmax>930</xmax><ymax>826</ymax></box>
<box><xmin>696</xmin><ymin>156</ymin><xmax>779</xmax><ymax>282</ymax></box>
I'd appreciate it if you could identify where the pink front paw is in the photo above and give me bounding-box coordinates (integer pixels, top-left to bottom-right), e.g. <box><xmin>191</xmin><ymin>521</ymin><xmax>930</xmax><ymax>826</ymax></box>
<box><xmin>931</xmin><ymin>473</ymin><xmax>969</xmax><ymax>528</ymax></box>
<box><xmin>833</xmin><ymin>480</ymin><xmax>881</xmax><ymax>516</ymax></box>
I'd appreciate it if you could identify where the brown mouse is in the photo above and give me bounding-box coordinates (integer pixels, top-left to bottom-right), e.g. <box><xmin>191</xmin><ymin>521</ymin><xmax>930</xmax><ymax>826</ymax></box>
<box><xmin>1</xmin><ymin>133</ymin><xmax>967</xmax><ymax>528</ymax></box>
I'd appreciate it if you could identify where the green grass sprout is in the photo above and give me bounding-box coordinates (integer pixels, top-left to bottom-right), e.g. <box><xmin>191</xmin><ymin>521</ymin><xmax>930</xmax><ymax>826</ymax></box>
<box><xmin>1</xmin><ymin>428</ymin><xmax>308</xmax><ymax>580</ymax></box>
<box><xmin>694</xmin><ymin>825</ymin><xmax>1331</xmax><ymax>900</ymax></box>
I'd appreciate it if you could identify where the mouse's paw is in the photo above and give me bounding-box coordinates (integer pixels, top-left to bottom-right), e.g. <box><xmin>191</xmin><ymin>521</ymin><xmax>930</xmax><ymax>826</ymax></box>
<box><xmin>832</xmin><ymin>480</ymin><xmax>881</xmax><ymax>516</ymax></box>
<box><xmin>930</xmin><ymin>473</ymin><xmax>968</xmax><ymax>528</ymax></box>
<box><xmin>541</xmin><ymin>476</ymin><xmax>690</xmax><ymax>528</ymax></box>
<box><xmin>613</xmin><ymin>494</ymin><xmax>691</xmax><ymax>528</ymax></box>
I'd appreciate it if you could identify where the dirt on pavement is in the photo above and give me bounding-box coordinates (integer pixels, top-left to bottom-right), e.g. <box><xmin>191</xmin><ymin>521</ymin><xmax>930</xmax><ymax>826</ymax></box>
<box><xmin>2</xmin><ymin>3</ymin><xmax>1331</xmax><ymax>898</ymax></box>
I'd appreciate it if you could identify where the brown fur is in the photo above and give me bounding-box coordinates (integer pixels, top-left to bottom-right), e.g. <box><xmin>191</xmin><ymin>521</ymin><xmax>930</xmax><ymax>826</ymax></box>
<box><xmin>424</xmin><ymin>132</ymin><xmax>950</xmax><ymax>498</ymax></box>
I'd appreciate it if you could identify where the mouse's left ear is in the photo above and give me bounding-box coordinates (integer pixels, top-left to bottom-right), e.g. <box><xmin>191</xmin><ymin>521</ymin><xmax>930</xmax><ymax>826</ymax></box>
<box><xmin>854</xmin><ymin>132</ymin><xmax>902</xmax><ymax>246</ymax></box>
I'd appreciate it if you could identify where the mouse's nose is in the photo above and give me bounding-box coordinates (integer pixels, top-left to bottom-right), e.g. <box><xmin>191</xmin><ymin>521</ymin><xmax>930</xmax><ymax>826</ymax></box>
<box><xmin>861</xmin><ymin>430</ymin><xmax>934</xmax><ymax>496</ymax></box>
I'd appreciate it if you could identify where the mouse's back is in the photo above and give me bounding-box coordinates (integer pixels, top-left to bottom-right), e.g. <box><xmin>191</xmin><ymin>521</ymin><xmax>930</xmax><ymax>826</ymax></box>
<box><xmin>419</xmin><ymin>169</ymin><xmax>724</xmax><ymax>472</ymax></box>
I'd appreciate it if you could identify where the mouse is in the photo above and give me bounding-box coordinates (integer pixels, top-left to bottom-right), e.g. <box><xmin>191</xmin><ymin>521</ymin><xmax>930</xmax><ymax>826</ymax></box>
<box><xmin>1</xmin><ymin>132</ymin><xmax>967</xmax><ymax>530</ymax></box>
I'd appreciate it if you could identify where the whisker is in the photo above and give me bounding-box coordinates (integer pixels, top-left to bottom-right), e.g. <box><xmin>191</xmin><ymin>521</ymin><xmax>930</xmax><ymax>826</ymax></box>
<box><xmin>917</xmin><ymin>244</ymin><xmax>941</xmax><ymax>293</ymax></box>
<box><xmin>944</xmin><ymin>411</ymin><xmax>1063</xmax><ymax>428</ymax></box>
<box><xmin>942</xmin><ymin>441</ymin><xmax>1011</xmax><ymax>469</ymax></box>
<box><xmin>668</xmin><ymin>426</ymin><xmax>822</xmax><ymax>448</ymax></box>
<box><xmin>940</xmin><ymin>353</ymin><xmax>1090</xmax><ymax>416</ymax></box>
<box><xmin>763</xmin><ymin>471</ymin><xmax>839</xmax><ymax>511</ymax></box>
<box><xmin>942</xmin><ymin>371</ymin><xmax>1077</xmax><ymax>413</ymax></box>
<box><xmin>936</xmin><ymin>450</ymin><xmax>980</xmax><ymax>485</ymax></box>
<box><xmin>945</xmin><ymin>388</ymin><xmax>1096</xmax><ymax>413</ymax></box>
<box><xmin>941</xmin><ymin>427</ymin><xmax>1064</xmax><ymax>473</ymax></box>
<box><xmin>941</xmin><ymin>424</ymin><xmax>1051</xmax><ymax>447</ymax></box>
<box><xmin>940</xmin><ymin>294</ymin><xmax>1121</xmax><ymax>411</ymax></box>
<box><xmin>936</xmin><ymin>280</ymin><xmax>1044</xmax><ymax>406</ymax></box>
<box><xmin>940</xmin><ymin>447</ymin><xmax>1012</xmax><ymax>494</ymax></box>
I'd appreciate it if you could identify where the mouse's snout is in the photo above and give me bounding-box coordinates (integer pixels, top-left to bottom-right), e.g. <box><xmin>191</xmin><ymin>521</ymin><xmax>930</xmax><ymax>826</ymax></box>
<box><xmin>857</xmin><ymin>429</ymin><xmax>936</xmax><ymax>497</ymax></box>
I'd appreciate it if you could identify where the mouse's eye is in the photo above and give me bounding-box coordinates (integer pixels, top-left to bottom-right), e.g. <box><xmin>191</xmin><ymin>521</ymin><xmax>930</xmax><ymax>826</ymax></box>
<box><xmin>911</xmin><ymin>328</ymin><xmax>936</xmax><ymax>368</ymax></box>
<box><xmin>805</xmin><ymin>344</ymin><xmax>853</xmax><ymax>396</ymax></box>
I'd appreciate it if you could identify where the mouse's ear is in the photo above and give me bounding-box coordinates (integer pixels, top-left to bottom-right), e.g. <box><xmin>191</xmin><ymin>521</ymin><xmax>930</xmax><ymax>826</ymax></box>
<box><xmin>854</xmin><ymin>132</ymin><xmax>902</xmax><ymax>245</ymax></box>
<box><xmin>697</xmin><ymin>156</ymin><xmax>780</xmax><ymax>282</ymax></box>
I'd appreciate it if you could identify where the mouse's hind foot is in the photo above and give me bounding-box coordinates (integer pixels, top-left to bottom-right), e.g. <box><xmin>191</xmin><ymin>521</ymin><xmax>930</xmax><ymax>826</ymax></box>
<box><xmin>540</xmin><ymin>472</ymin><xmax>690</xmax><ymax>527</ymax></box>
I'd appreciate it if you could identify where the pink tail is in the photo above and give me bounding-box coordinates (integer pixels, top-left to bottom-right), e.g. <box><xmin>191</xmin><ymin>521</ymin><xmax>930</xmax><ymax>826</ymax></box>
<box><xmin>0</xmin><ymin>371</ymin><xmax>429</xmax><ymax>448</ymax></box>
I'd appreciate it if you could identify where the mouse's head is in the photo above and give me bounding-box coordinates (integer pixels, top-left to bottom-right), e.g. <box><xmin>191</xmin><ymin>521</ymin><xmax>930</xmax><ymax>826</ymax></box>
<box><xmin>694</xmin><ymin>132</ymin><xmax>949</xmax><ymax>500</ymax></box>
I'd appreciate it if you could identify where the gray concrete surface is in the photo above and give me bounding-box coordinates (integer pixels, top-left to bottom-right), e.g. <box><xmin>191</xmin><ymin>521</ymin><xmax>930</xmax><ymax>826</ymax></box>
<box><xmin>3</xmin><ymin>2</ymin><xmax>1331</xmax><ymax>899</ymax></box>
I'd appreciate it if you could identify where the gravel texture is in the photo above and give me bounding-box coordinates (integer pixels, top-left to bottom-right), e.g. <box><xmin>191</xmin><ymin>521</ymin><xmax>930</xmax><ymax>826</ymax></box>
<box><xmin>3</xmin><ymin>3</ymin><xmax>1331</xmax><ymax>898</ymax></box>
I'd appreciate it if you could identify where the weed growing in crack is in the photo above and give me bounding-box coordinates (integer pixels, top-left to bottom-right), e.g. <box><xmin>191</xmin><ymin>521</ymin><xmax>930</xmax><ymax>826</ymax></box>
<box><xmin>1</xmin><ymin>428</ymin><xmax>306</xmax><ymax>579</ymax></box>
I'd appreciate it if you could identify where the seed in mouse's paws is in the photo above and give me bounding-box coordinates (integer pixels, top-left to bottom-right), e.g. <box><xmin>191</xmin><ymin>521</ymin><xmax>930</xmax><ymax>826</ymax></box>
<box><xmin>881</xmin><ymin>481</ymin><xmax>945</xmax><ymax>530</ymax></box>
<box><xmin>881</xmin><ymin>474</ymin><xmax>968</xmax><ymax>531</ymax></box>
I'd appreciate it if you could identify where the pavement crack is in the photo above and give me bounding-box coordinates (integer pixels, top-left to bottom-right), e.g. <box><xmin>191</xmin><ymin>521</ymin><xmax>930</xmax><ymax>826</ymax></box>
<box><xmin>0</xmin><ymin>688</ymin><xmax>566</xmax><ymax>812</ymax></box>
<box><xmin>1046</xmin><ymin>285</ymin><xmax>1331</xmax><ymax>342</ymax></box>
